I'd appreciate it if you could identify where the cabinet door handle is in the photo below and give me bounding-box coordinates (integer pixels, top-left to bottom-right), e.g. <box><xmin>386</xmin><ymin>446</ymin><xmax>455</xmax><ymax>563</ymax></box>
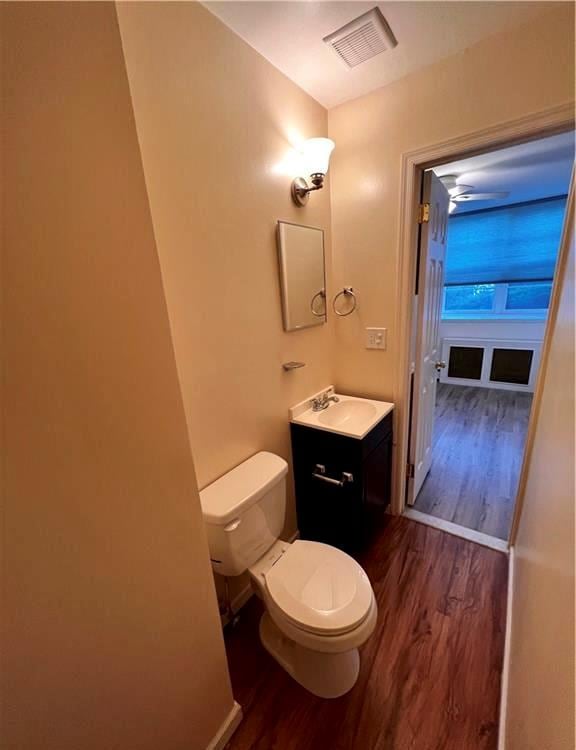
<box><xmin>312</xmin><ymin>464</ymin><xmax>354</xmax><ymax>487</ymax></box>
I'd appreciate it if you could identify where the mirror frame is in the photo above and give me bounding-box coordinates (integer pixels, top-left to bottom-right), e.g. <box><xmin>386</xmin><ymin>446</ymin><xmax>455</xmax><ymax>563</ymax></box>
<box><xmin>276</xmin><ymin>220</ymin><xmax>327</xmax><ymax>332</ymax></box>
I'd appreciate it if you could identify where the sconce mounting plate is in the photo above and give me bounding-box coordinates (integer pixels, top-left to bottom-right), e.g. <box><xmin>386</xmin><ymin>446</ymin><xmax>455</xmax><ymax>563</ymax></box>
<box><xmin>291</xmin><ymin>177</ymin><xmax>310</xmax><ymax>207</ymax></box>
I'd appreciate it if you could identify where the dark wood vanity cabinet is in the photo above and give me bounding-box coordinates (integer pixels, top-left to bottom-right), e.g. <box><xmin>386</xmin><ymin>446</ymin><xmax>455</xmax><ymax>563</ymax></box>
<box><xmin>290</xmin><ymin>412</ymin><xmax>393</xmax><ymax>554</ymax></box>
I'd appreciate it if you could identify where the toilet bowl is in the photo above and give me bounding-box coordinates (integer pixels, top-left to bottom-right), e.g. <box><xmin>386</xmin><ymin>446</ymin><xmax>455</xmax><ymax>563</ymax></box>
<box><xmin>200</xmin><ymin>451</ymin><xmax>377</xmax><ymax>698</ymax></box>
<box><xmin>251</xmin><ymin>538</ymin><xmax>377</xmax><ymax>697</ymax></box>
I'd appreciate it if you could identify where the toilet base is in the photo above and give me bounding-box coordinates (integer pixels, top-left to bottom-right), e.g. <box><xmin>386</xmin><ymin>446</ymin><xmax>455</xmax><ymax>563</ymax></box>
<box><xmin>259</xmin><ymin>612</ymin><xmax>360</xmax><ymax>699</ymax></box>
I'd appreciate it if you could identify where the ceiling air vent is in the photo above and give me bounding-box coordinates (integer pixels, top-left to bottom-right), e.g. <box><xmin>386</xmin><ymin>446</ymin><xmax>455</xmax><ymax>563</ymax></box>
<box><xmin>323</xmin><ymin>7</ymin><xmax>397</xmax><ymax>69</ymax></box>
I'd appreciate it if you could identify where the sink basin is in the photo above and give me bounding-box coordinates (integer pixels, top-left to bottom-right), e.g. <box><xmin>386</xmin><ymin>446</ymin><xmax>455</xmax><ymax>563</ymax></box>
<box><xmin>318</xmin><ymin>400</ymin><xmax>377</xmax><ymax>429</ymax></box>
<box><xmin>290</xmin><ymin>387</ymin><xmax>394</xmax><ymax>439</ymax></box>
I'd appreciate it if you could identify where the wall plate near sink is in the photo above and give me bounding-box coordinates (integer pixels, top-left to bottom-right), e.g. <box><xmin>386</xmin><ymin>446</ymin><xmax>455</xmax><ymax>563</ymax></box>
<box><xmin>290</xmin><ymin>386</ymin><xmax>394</xmax><ymax>439</ymax></box>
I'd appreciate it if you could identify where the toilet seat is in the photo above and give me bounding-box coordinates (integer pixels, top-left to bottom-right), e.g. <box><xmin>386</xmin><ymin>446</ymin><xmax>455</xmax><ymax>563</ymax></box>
<box><xmin>201</xmin><ymin>448</ymin><xmax>378</xmax><ymax>697</ymax></box>
<box><xmin>264</xmin><ymin>540</ymin><xmax>374</xmax><ymax>636</ymax></box>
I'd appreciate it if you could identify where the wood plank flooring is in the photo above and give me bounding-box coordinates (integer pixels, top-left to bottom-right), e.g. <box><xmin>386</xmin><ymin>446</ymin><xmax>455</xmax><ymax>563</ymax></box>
<box><xmin>225</xmin><ymin>517</ymin><xmax>508</xmax><ymax>750</ymax></box>
<box><xmin>414</xmin><ymin>384</ymin><xmax>533</xmax><ymax>540</ymax></box>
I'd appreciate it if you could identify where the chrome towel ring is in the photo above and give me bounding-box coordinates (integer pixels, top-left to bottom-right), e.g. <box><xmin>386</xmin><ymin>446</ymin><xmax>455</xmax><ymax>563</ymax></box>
<box><xmin>310</xmin><ymin>289</ymin><xmax>326</xmax><ymax>317</ymax></box>
<box><xmin>333</xmin><ymin>287</ymin><xmax>357</xmax><ymax>316</ymax></box>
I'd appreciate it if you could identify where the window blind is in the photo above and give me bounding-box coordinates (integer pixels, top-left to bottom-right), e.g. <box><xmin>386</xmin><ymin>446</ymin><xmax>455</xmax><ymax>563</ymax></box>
<box><xmin>445</xmin><ymin>196</ymin><xmax>567</xmax><ymax>287</ymax></box>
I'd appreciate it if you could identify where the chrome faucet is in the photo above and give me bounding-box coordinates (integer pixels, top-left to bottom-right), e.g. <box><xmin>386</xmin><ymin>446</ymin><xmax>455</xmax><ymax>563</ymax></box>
<box><xmin>311</xmin><ymin>392</ymin><xmax>340</xmax><ymax>412</ymax></box>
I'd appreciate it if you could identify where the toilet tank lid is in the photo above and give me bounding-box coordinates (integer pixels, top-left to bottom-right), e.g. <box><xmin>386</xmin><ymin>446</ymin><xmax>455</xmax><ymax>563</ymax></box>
<box><xmin>199</xmin><ymin>452</ymin><xmax>288</xmax><ymax>526</ymax></box>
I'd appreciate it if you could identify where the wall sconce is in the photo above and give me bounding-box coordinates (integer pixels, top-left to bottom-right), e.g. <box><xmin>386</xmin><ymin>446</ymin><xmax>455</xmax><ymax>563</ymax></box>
<box><xmin>291</xmin><ymin>137</ymin><xmax>335</xmax><ymax>206</ymax></box>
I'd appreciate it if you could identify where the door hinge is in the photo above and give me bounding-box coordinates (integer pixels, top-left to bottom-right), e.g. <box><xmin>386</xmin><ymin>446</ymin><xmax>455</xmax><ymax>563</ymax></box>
<box><xmin>418</xmin><ymin>203</ymin><xmax>430</xmax><ymax>224</ymax></box>
<box><xmin>407</xmin><ymin>462</ymin><xmax>415</xmax><ymax>479</ymax></box>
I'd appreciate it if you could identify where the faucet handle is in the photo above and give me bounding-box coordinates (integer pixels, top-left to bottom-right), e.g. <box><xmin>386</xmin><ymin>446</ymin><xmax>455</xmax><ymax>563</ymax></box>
<box><xmin>311</xmin><ymin>392</ymin><xmax>327</xmax><ymax>411</ymax></box>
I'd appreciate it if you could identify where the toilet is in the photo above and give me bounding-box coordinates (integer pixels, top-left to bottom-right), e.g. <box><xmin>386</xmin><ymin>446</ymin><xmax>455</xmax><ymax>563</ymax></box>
<box><xmin>200</xmin><ymin>451</ymin><xmax>377</xmax><ymax>698</ymax></box>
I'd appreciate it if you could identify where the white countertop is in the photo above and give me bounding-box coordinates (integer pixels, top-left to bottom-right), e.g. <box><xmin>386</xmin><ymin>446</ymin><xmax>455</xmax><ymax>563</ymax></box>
<box><xmin>290</xmin><ymin>386</ymin><xmax>394</xmax><ymax>440</ymax></box>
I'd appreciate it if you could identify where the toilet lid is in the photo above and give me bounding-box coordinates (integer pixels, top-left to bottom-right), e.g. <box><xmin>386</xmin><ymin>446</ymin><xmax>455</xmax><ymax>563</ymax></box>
<box><xmin>264</xmin><ymin>540</ymin><xmax>374</xmax><ymax>635</ymax></box>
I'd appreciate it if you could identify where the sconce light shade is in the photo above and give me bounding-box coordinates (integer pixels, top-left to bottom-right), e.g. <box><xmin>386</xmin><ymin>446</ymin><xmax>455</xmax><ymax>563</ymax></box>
<box><xmin>300</xmin><ymin>137</ymin><xmax>335</xmax><ymax>177</ymax></box>
<box><xmin>291</xmin><ymin>137</ymin><xmax>335</xmax><ymax>207</ymax></box>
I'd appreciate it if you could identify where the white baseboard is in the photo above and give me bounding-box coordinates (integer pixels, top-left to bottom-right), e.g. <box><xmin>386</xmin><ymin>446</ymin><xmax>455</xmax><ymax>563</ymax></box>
<box><xmin>404</xmin><ymin>509</ymin><xmax>509</xmax><ymax>552</ymax></box>
<box><xmin>220</xmin><ymin>583</ymin><xmax>252</xmax><ymax>628</ymax></box>
<box><xmin>220</xmin><ymin>530</ymin><xmax>301</xmax><ymax>626</ymax></box>
<box><xmin>231</xmin><ymin>584</ymin><xmax>253</xmax><ymax>615</ymax></box>
<box><xmin>205</xmin><ymin>701</ymin><xmax>243</xmax><ymax>750</ymax></box>
<box><xmin>498</xmin><ymin>545</ymin><xmax>515</xmax><ymax>750</ymax></box>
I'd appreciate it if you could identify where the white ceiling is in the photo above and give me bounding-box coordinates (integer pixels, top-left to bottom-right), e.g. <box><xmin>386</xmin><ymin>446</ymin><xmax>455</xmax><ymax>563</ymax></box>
<box><xmin>203</xmin><ymin>1</ymin><xmax>559</xmax><ymax>108</ymax></box>
<box><xmin>433</xmin><ymin>131</ymin><xmax>575</xmax><ymax>213</ymax></box>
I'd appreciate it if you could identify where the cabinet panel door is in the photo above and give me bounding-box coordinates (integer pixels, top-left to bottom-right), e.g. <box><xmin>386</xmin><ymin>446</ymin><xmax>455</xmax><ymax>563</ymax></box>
<box><xmin>363</xmin><ymin>436</ymin><xmax>392</xmax><ymax>517</ymax></box>
<box><xmin>302</xmin><ymin>476</ymin><xmax>362</xmax><ymax>552</ymax></box>
<box><xmin>290</xmin><ymin>422</ymin><xmax>393</xmax><ymax>553</ymax></box>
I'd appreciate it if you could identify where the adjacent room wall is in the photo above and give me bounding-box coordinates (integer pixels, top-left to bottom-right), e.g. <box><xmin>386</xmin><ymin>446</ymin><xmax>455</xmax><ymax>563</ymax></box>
<box><xmin>438</xmin><ymin>320</ymin><xmax>546</xmax><ymax>393</ymax></box>
<box><xmin>2</xmin><ymin>3</ymin><xmax>235</xmax><ymax>748</ymax></box>
<box><xmin>504</xmin><ymin>193</ymin><xmax>574</xmax><ymax>749</ymax></box>
<box><xmin>440</xmin><ymin>320</ymin><xmax>546</xmax><ymax>343</ymax></box>
<box><xmin>116</xmin><ymin>1</ymin><xmax>334</xmax><ymax>544</ymax></box>
<box><xmin>328</xmin><ymin>5</ymin><xmax>575</xmax><ymax>403</ymax></box>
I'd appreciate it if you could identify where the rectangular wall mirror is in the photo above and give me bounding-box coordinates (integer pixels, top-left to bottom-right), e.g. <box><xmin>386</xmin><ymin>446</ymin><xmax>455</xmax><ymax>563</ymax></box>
<box><xmin>277</xmin><ymin>221</ymin><xmax>327</xmax><ymax>331</ymax></box>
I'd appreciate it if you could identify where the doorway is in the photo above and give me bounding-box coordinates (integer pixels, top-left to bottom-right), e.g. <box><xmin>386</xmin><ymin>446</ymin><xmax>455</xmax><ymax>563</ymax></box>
<box><xmin>404</xmin><ymin>130</ymin><xmax>574</xmax><ymax>543</ymax></box>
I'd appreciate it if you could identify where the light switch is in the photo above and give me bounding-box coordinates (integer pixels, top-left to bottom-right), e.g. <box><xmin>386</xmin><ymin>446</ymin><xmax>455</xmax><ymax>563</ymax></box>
<box><xmin>366</xmin><ymin>327</ymin><xmax>386</xmax><ymax>350</ymax></box>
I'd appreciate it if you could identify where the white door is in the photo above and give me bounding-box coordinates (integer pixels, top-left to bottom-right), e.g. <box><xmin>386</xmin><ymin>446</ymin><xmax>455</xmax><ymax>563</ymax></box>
<box><xmin>407</xmin><ymin>171</ymin><xmax>449</xmax><ymax>504</ymax></box>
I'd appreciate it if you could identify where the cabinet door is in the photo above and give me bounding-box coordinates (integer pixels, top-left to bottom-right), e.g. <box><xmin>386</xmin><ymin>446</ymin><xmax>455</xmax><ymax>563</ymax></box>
<box><xmin>290</xmin><ymin>422</ymin><xmax>393</xmax><ymax>553</ymax></box>
<box><xmin>363</xmin><ymin>434</ymin><xmax>392</xmax><ymax>529</ymax></box>
<box><xmin>291</xmin><ymin>425</ymin><xmax>363</xmax><ymax>552</ymax></box>
<box><xmin>303</xmin><ymin>472</ymin><xmax>362</xmax><ymax>552</ymax></box>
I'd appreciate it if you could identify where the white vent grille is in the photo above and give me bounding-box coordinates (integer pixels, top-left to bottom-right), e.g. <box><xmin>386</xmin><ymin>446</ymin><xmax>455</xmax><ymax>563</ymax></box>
<box><xmin>323</xmin><ymin>8</ymin><xmax>397</xmax><ymax>69</ymax></box>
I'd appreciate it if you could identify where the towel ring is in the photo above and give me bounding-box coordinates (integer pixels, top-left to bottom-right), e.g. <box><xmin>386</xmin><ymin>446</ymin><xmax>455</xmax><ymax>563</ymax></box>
<box><xmin>310</xmin><ymin>289</ymin><xmax>326</xmax><ymax>317</ymax></box>
<box><xmin>333</xmin><ymin>287</ymin><xmax>357</xmax><ymax>317</ymax></box>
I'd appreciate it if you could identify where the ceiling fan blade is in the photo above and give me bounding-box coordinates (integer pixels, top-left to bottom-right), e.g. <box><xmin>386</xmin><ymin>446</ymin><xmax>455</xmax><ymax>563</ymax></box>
<box><xmin>454</xmin><ymin>191</ymin><xmax>510</xmax><ymax>202</ymax></box>
<box><xmin>449</xmin><ymin>184</ymin><xmax>474</xmax><ymax>198</ymax></box>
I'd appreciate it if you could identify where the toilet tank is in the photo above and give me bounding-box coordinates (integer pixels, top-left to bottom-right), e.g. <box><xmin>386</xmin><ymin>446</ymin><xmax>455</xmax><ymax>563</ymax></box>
<box><xmin>199</xmin><ymin>452</ymin><xmax>288</xmax><ymax>576</ymax></box>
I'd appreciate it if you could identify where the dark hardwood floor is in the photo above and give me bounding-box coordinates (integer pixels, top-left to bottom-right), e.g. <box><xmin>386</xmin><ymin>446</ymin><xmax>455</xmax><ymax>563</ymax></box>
<box><xmin>225</xmin><ymin>517</ymin><xmax>508</xmax><ymax>750</ymax></box>
<box><xmin>414</xmin><ymin>383</ymin><xmax>533</xmax><ymax>540</ymax></box>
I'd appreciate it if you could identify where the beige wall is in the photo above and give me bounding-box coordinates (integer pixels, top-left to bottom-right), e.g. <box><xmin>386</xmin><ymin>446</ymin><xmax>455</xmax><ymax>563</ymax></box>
<box><xmin>504</xmin><ymin>192</ymin><xmax>575</xmax><ymax>750</ymax></box>
<box><xmin>116</xmin><ymin>1</ymin><xmax>334</xmax><ymax>544</ymax></box>
<box><xmin>1</xmin><ymin>4</ymin><xmax>234</xmax><ymax>749</ymax></box>
<box><xmin>328</xmin><ymin>5</ymin><xmax>575</xmax><ymax>404</ymax></box>
<box><xmin>3</xmin><ymin>5</ymin><xmax>574</xmax><ymax>747</ymax></box>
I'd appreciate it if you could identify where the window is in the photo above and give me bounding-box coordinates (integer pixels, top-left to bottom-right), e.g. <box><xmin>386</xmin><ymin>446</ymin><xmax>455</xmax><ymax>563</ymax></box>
<box><xmin>444</xmin><ymin>284</ymin><xmax>496</xmax><ymax>312</ymax></box>
<box><xmin>442</xmin><ymin>281</ymin><xmax>552</xmax><ymax>319</ymax></box>
<box><xmin>442</xmin><ymin>196</ymin><xmax>566</xmax><ymax>319</ymax></box>
<box><xmin>445</xmin><ymin>197</ymin><xmax>566</xmax><ymax>286</ymax></box>
<box><xmin>442</xmin><ymin>196</ymin><xmax>565</xmax><ymax>320</ymax></box>
<box><xmin>505</xmin><ymin>281</ymin><xmax>553</xmax><ymax>310</ymax></box>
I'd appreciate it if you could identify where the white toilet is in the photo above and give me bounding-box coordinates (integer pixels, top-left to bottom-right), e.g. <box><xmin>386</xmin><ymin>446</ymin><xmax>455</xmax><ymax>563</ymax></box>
<box><xmin>200</xmin><ymin>451</ymin><xmax>377</xmax><ymax>698</ymax></box>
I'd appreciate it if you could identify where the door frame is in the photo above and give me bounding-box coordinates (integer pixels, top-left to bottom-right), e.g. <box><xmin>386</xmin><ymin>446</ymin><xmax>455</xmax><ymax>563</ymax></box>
<box><xmin>392</xmin><ymin>102</ymin><xmax>574</xmax><ymax>546</ymax></box>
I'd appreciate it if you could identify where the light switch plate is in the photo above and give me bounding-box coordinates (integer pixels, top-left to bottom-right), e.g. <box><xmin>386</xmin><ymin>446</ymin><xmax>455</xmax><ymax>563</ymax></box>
<box><xmin>366</xmin><ymin>327</ymin><xmax>387</xmax><ymax>350</ymax></box>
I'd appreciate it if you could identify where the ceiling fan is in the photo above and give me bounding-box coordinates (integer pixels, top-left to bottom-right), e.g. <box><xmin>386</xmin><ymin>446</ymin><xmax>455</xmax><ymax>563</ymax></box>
<box><xmin>440</xmin><ymin>174</ymin><xmax>510</xmax><ymax>213</ymax></box>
